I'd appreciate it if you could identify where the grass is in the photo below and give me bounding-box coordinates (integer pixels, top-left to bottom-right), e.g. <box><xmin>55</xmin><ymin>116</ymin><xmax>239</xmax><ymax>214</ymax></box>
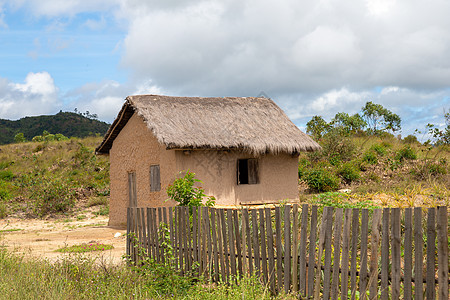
<box><xmin>299</xmin><ymin>134</ymin><xmax>449</xmax><ymax>207</ymax></box>
<box><xmin>0</xmin><ymin>136</ymin><xmax>109</xmax><ymax>217</ymax></box>
<box><xmin>0</xmin><ymin>228</ymin><xmax>23</xmax><ymax>233</ymax></box>
<box><xmin>0</xmin><ymin>249</ymin><xmax>293</xmax><ymax>299</ymax></box>
<box><xmin>56</xmin><ymin>243</ymin><xmax>114</xmax><ymax>253</ymax></box>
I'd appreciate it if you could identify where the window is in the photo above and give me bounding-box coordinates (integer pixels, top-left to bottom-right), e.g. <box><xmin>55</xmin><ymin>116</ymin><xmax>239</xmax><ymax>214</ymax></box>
<box><xmin>150</xmin><ymin>165</ymin><xmax>161</xmax><ymax>192</ymax></box>
<box><xmin>128</xmin><ymin>172</ymin><xmax>137</xmax><ymax>207</ymax></box>
<box><xmin>237</xmin><ymin>159</ymin><xmax>259</xmax><ymax>185</ymax></box>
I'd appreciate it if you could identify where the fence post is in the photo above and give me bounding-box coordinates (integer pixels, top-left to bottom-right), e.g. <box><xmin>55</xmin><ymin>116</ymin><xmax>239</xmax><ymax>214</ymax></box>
<box><xmin>436</xmin><ymin>206</ymin><xmax>448</xmax><ymax>300</ymax></box>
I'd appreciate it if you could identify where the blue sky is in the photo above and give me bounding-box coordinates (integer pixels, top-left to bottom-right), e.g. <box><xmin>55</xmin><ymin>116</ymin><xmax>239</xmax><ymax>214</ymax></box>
<box><xmin>0</xmin><ymin>0</ymin><xmax>449</xmax><ymax>138</ymax></box>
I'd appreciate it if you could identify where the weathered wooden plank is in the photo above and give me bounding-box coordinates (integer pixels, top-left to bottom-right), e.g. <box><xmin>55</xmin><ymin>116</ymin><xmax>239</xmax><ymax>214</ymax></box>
<box><xmin>307</xmin><ymin>205</ymin><xmax>318</xmax><ymax>298</ymax></box>
<box><xmin>391</xmin><ymin>208</ymin><xmax>401</xmax><ymax>300</ymax></box>
<box><xmin>198</xmin><ymin>207</ymin><xmax>203</xmax><ymax>275</ymax></box>
<box><xmin>241</xmin><ymin>209</ymin><xmax>247</xmax><ymax>276</ymax></box>
<box><xmin>183</xmin><ymin>207</ymin><xmax>190</xmax><ymax>272</ymax></box>
<box><xmin>331</xmin><ymin>208</ymin><xmax>343</xmax><ymax>300</ymax></box>
<box><xmin>168</xmin><ymin>207</ymin><xmax>174</xmax><ymax>267</ymax></box>
<box><xmin>299</xmin><ymin>204</ymin><xmax>308</xmax><ymax>295</ymax></box>
<box><xmin>151</xmin><ymin>208</ymin><xmax>159</xmax><ymax>264</ymax></box>
<box><xmin>284</xmin><ymin>205</ymin><xmax>291</xmax><ymax>294</ymax></box>
<box><xmin>275</xmin><ymin>206</ymin><xmax>283</xmax><ymax>293</ymax></box>
<box><xmin>206</xmin><ymin>207</ymin><xmax>213</xmax><ymax>278</ymax></box>
<box><xmin>380</xmin><ymin>208</ymin><xmax>390</xmax><ymax>300</ymax></box>
<box><xmin>314</xmin><ymin>206</ymin><xmax>330</xmax><ymax>299</ymax></box>
<box><xmin>242</xmin><ymin>209</ymin><xmax>252</xmax><ymax>276</ymax></box>
<box><xmin>202</xmin><ymin>207</ymin><xmax>208</xmax><ymax>277</ymax></box>
<box><xmin>158</xmin><ymin>207</ymin><xmax>163</xmax><ymax>263</ymax></box>
<box><xmin>192</xmin><ymin>207</ymin><xmax>198</xmax><ymax>273</ymax></box>
<box><xmin>369</xmin><ymin>209</ymin><xmax>382</xmax><ymax>299</ymax></box>
<box><xmin>322</xmin><ymin>206</ymin><xmax>334</xmax><ymax>300</ymax></box>
<box><xmin>227</xmin><ymin>209</ymin><xmax>237</xmax><ymax>280</ymax></box>
<box><xmin>436</xmin><ymin>206</ymin><xmax>448</xmax><ymax>300</ymax></box>
<box><xmin>340</xmin><ymin>208</ymin><xmax>352</xmax><ymax>300</ymax></box>
<box><xmin>350</xmin><ymin>208</ymin><xmax>360</xmax><ymax>300</ymax></box>
<box><xmin>233</xmin><ymin>210</ymin><xmax>243</xmax><ymax>276</ymax></box>
<box><xmin>404</xmin><ymin>208</ymin><xmax>413</xmax><ymax>300</ymax></box>
<box><xmin>259</xmin><ymin>209</ymin><xmax>268</xmax><ymax>285</ymax></box>
<box><xmin>219</xmin><ymin>209</ymin><xmax>229</xmax><ymax>282</ymax></box>
<box><xmin>147</xmin><ymin>208</ymin><xmax>154</xmax><ymax>261</ymax></box>
<box><xmin>216</xmin><ymin>209</ymin><xmax>226</xmax><ymax>282</ymax></box>
<box><xmin>359</xmin><ymin>209</ymin><xmax>369</xmax><ymax>300</ymax></box>
<box><xmin>252</xmin><ymin>209</ymin><xmax>260</xmax><ymax>277</ymax></box>
<box><xmin>265</xmin><ymin>207</ymin><xmax>276</xmax><ymax>294</ymax></box>
<box><xmin>414</xmin><ymin>207</ymin><xmax>423</xmax><ymax>300</ymax></box>
<box><xmin>425</xmin><ymin>207</ymin><xmax>436</xmax><ymax>300</ymax></box>
<box><xmin>126</xmin><ymin>208</ymin><xmax>130</xmax><ymax>258</ymax></box>
<box><xmin>178</xmin><ymin>207</ymin><xmax>184</xmax><ymax>274</ymax></box>
<box><xmin>136</xmin><ymin>207</ymin><xmax>143</xmax><ymax>263</ymax></box>
<box><xmin>141</xmin><ymin>208</ymin><xmax>148</xmax><ymax>257</ymax></box>
<box><xmin>210</xmin><ymin>207</ymin><xmax>220</xmax><ymax>282</ymax></box>
<box><xmin>292</xmin><ymin>204</ymin><xmax>299</xmax><ymax>292</ymax></box>
<box><xmin>186</xmin><ymin>207</ymin><xmax>192</xmax><ymax>273</ymax></box>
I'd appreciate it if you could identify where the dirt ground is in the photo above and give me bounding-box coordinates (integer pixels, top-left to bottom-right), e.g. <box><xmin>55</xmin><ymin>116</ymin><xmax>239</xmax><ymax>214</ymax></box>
<box><xmin>0</xmin><ymin>213</ymin><xmax>127</xmax><ymax>264</ymax></box>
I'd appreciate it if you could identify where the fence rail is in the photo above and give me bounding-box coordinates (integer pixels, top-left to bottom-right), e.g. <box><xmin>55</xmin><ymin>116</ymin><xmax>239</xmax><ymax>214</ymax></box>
<box><xmin>127</xmin><ymin>205</ymin><xmax>449</xmax><ymax>299</ymax></box>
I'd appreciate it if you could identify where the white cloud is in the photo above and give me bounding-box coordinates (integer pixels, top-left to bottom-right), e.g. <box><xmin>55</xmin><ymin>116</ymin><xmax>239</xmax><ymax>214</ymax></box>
<box><xmin>8</xmin><ymin>0</ymin><xmax>119</xmax><ymax>17</ymax></box>
<box><xmin>0</xmin><ymin>72</ymin><xmax>59</xmax><ymax>119</ymax></box>
<box><xmin>0</xmin><ymin>2</ymin><xmax>7</xmax><ymax>28</ymax></box>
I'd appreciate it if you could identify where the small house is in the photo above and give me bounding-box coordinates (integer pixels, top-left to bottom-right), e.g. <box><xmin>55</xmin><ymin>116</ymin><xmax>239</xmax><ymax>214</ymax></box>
<box><xmin>96</xmin><ymin>95</ymin><xmax>320</xmax><ymax>226</ymax></box>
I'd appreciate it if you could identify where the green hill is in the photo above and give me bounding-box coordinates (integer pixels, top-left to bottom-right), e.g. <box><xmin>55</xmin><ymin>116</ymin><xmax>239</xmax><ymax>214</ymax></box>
<box><xmin>0</xmin><ymin>112</ymin><xmax>110</xmax><ymax>145</ymax></box>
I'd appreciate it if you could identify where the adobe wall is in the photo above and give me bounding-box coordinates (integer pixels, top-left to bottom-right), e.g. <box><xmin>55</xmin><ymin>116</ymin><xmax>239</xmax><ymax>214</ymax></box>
<box><xmin>109</xmin><ymin>114</ymin><xmax>177</xmax><ymax>227</ymax></box>
<box><xmin>175</xmin><ymin>150</ymin><xmax>299</xmax><ymax>206</ymax></box>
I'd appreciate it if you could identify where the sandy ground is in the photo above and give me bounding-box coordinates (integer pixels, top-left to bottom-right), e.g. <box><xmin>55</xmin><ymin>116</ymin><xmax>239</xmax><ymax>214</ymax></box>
<box><xmin>0</xmin><ymin>214</ymin><xmax>127</xmax><ymax>264</ymax></box>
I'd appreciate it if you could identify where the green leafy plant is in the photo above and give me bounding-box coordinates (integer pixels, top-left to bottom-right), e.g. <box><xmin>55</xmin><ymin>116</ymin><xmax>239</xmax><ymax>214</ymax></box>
<box><xmin>395</xmin><ymin>145</ymin><xmax>417</xmax><ymax>162</ymax></box>
<box><xmin>167</xmin><ymin>171</ymin><xmax>215</xmax><ymax>208</ymax></box>
<box><xmin>32</xmin><ymin>178</ymin><xmax>76</xmax><ymax>216</ymax></box>
<box><xmin>363</xmin><ymin>151</ymin><xmax>378</xmax><ymax>165</ymax></box>
<box><xmin>56</xmin><ymin>242</ymin><xmax>114</xmax><ymax>253</ymax></box>
<box><xmin>303</xmin><ymin>167</ymin><xmax>340</xmax><ymax>192</ymax></box>
<box><xmin>337</xmin><ymin>162</ymin><xmax>360</xmax><ymax>183</ymax></box>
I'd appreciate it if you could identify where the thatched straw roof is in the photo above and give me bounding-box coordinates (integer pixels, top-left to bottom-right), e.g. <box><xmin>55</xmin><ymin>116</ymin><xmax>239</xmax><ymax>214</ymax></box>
<box><xmin>96</xmin><ymin>95</ymin><xmax>321</xmax><ymax>155</ymax></box>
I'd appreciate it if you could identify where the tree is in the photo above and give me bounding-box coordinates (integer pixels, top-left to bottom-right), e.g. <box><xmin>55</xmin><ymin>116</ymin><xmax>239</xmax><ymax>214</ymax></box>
<box><xmin>14</xmin><ymin>133</ymin><xmax>26</xmax><ymax>143</ymax></box>
<box><xmin>331</xmin><ymin>112</ymin><xmax>366</xmax><ymax>136</ymax></box>
<box><xmin>306</xmin><ymin>115</ymin><xmax>330</xmax><ymax>139</ymax></box>
<box><xmin>362</xmin><ymin>101</ymin><xmax>401</xmax><ymax>134</ymax></box>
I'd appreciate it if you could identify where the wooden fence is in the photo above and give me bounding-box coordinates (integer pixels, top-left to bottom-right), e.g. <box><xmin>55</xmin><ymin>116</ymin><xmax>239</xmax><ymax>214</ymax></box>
<box><xmin>127</xmin><ymin>205</ymin><xmax>449</xmax><ymax>299</ymax></box>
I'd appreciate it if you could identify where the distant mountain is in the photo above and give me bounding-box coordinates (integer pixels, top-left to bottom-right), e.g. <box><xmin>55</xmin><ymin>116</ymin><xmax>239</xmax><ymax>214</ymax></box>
<box><xmin>0</xmin><ymin>111</ymin><xmax>110</xmax><ymax>145</ymax></box>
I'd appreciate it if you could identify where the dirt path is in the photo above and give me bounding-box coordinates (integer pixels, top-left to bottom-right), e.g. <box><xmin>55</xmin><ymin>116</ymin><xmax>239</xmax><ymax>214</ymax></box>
<box><xmin>0</xmin><ymin>215</ymin><xmax>127</xmax><ymax>264</ymax></box>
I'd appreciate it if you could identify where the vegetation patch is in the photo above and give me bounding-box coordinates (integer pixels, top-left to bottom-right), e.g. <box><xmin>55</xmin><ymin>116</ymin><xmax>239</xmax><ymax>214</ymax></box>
<box><xmin>56</xmin><ymin>242</ymin><xmax>114</xmax><ymax>253</ymax></box>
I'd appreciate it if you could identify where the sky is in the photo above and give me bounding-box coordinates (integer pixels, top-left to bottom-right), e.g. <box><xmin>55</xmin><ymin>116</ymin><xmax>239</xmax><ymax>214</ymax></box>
<box><xmin>0</xmin><ymin>0</ymin><xmax>449</xmax><ymax>137</ymax></box>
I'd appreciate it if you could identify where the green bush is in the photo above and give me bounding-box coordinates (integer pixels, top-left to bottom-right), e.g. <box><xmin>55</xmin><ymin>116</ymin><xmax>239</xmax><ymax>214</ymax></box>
<box><xmin>167</xmin><ymin>171</ymin><xmax>215</xmax><ymax>208</ymax></box>
<box><xmin>369</xmin><ymin>144</ymin><xmax>387</xmax><ymax>156</ymax></box>
<box><xmin>395</xmin><ymin>145</ymin><xmax>417</xmax><ymax>161</ymax></box>
<box><xmin>298</xmin><ymin>158</ymin><xmax>311</xmax><ymax>179</ymax></box>
<box><xmin>0</xmin><ymin>170</ymin><xmax>14</xmax><ymax>181</ymax></box>
<box><xmin>32</xmin><ymin>178</ymin><xmax>76</xmax><ymax>216</ymax></box>
<box><xmin>403</xmin><ymin>134</ymin><xmax>418</xmax><ymax>144</ymax></box>
<box><xmin>320</xmin><ymin>130</ymin><xmax>356</xmax><ymax>165</ymax></box>
<box><xmin>337</xmin><ymin>162</ymin><xmax>360</xmax><ymax>183</ymax></box>
<box><xmin>303</xmin><ymin>167</ymin><xmax>340</xmax><ymax>192</ymax></box>
<box><xmin>363</xmin><ymin>151</ymin><xmax>378</xmax><ymax>165</ymax></box>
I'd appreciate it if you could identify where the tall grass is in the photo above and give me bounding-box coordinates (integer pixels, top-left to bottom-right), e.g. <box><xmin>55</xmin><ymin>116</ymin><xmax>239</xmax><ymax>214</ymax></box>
<box><xmin>0</xmin><ymin>249</ymin><xmax>293</xmax><ymax>299</ymax></box>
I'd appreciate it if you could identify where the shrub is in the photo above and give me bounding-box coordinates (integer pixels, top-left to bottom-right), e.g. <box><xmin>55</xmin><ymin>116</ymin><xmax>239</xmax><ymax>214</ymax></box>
<box><xmin>167</xmin><ymin>171</ymin><xmax>215</xmax><ymax>208</ymax></box>
<box><xmin>363</xmin><ymin>151</ymin><xmax>378</xmax><ymax>165</ymax></box>
<box><xmin>403</xmin><ymin>134</ymin><xmax>418</xmax><ymax>144</ymax></box>
<box><xmin>0</xmin><ymin>170</ymin><xmax>14</xmax><ymax>181</ymax></box>
<box><xmin>320</xmin><ymin>130</ymin><xmax>356</xmax><ymax>165</ymax></box>
<box><xmin>32</xmin><ymin>178</ymin><xmax>76</xmax><ymax>216</ymax></box>
<box><xmin>395</xmin><ymin>145</ymin><xmax>417</xmax><ymax>161</ymax></box>
<box><xmin>337</xmin><ymin>162</ymin><xmax>360</xmax><ymax>183</ymax></box>
<box><xmin>303</xmin><ymin>167</ymin><xmax>340</xmax><ymax>192</ymax></box>
<box><xmin>369</xmin><ymin>144</ymin><xmax>387</xmax><ymax>156</ymax></box>
<box><xmin>298</xmin><ymin>158</ymin><xmax>311</xmax><ymax>179</ymax></box>
<box><xmin>14</xmin><ymin>133</ymin><xmax>26</xmax><ymax>143</ymax></box>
